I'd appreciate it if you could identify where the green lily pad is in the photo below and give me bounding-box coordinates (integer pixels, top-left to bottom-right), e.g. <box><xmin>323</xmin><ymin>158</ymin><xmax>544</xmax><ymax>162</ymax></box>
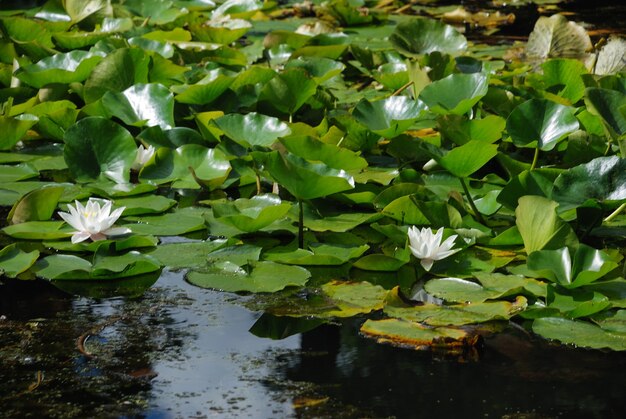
<box><xmin>113</xmin><ymin>195</ymin><xmax>177</xmax><ymax>216</ymax></box>
<box><xmin>139</xmin><ymin>144</ymin><xmax>231</xmax><ymax>189</ymax></box>
<box><xmin>15</xmin><ymin>50</ymin><xmax>104</xmax><ymax>88</ymax></box>
<box><xmin>527</xmin><ymin>244</ymin><xmax>620</xmax><ymax>288</ymax></box>
<box><xmin>515</xmin><ymin>196</ymin><xmax>578</xmax><ymax>254</ymax></box>
<box><xmin>83</xmin><ymin>48</ymin><xmax>150</xmax><ymax>103</ymax></box>
<box><xmin>206</xmin><ymin>244</ymin><xmax>262</xmax><ymax>266</ymax></box>
<box><xmin>148</xmin><ymin>239</ymin><xmax>229</xmax><ymax>270</ymax></box>
<box><xmin>438</xmin><ymin>140</ymin><xmax>498</xmax><ymax>178</ymax></box>
<box><xmin>424</xmin><ymin>275</ymin><xmax>544</xmax><ymax>303</ymax></box>
<box><xmin>123</xmin><ymin>208</ymin><xmax>208</xmax><ymax>236</ymax></box>
<box><xmin>552</xmin><ymin>156</ymin><xmax>626</xmax><ymax>212</ymax></box>
<box><xmin>2</xmin><ymin>221</ymin><xmax>71</xmax><ymax>240</ymax></box>
<box><xmin>532</xmin><ymin>317</ymin><xmax>626</xmax><ymax>351</ymax></box>
<box><xmin>506</xmin><ymin>98</ymin><xmax>579</xmax><ymax>151</ymax></box>
<box><xmin>214</xmin><ymin>112</ymin><xmax>291</xmax><ymax>148</ymax></box>
<box><xmin>211</xmin><ymin>194</ymin><xmax>292</xmax><ymax>232</ymax></box>
<box><xmin>259</xmin><ymin>68</ymin><xmax>318</xmax><ymax>116</ymax></box>
<box><xmin>33</xmin><ymin>252</ymin><xmax>161</xmax><ymax>280</ymax></box>
<box><xmin>0</xmin><ymin>163</ymin><xmax>39</xmax><ymax>182</ymax></box>
<box><xmin>101</xmin><ymin>83</ymin><xmax>175</xmax><ymax>129</ymax></box>
<box><xmin>352</xmin><ymin>96</ymin><xmax>425</xmax><ymax>138</ymax></box>
<box><xmin>390</xmin><ymin>18</ymin><xmax>467</xmax><ymax>56</ymax></box>
<box><xmin>173</xmin><ymin>74</ymin><xmax>235</xmax><ymax>105</ymax></box>
<box><xmin>0</xmin><ymin>244</ymin><xmax>39</xmax><ymax>278</ymax></box>
<box><xmin>265</xmin><ymin>242</ymin><xmax>369</xmax><ymax>265</ymax></box>
<box><xmin>63</xmin><ymin>117</ymin><xmax>136</xmax><ymax>184</ymax></box>
<box><xmin>419</xmin><ymin>73</ymin><xmax>488</xmax><ymax>115</ymax></box>
<box><xmin>44</xmin><ymin>235</ymin><xmax>159</xmax><ymax>253</ymax></box>
<box><xmin>263</xmin><ymin>151</ymin><xmax>354</xmax><ymax>200</ymax></box>
<box><xmin>281</xmin><ymin>135</ymin><xmax>367</xmax><ymax>171</ymax></box>
<box><xmin>0</xmin><ymin>114</ymin><xmax>39</xmax><ymax>150</ymax></box>
<box><xmin>186</xmin><ymin>261</ymin><xmax>310</xmax><ymax>293</ymax></box>
<box><xmin>8</xmin><ymin>185</ymin><xmax>64</xmax><ymax>224</ymax></box>
<box><xmin>63</xmin><ymin>0</ymin><xmax>109</xmax><ymax>23</ymax></box>
<box><xmin>284</xmin><ymin>56</ymin><xmax>345</xmax><ymax>84</ymax></box>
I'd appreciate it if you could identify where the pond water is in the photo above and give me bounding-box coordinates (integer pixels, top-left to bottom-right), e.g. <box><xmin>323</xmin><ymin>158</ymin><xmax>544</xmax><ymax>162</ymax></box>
<box><xmin>1</xmin><ymin>272</ymin><xmax>625</xmax><ymax>418</ymax></box>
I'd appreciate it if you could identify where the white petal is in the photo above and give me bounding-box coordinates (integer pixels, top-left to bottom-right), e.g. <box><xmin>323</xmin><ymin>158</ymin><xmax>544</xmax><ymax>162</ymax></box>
<box><xmin>439</xmin><ymin>234</ymin><xmax>458</xmax><ymax>252</ymax></box>
<box><xmin>71</xmin><ymin>231</ymin><xmax>91</xmax><ymax>244</ymax></box>
<box><xmin>432</xmin><ymin>247</ymin><xmax>460</xmax><ymax>261</ymax></box>
<box><xmin>420</xmin><ymin>258</ymin><xmax>435</xmax><ymax>271</ymax></box>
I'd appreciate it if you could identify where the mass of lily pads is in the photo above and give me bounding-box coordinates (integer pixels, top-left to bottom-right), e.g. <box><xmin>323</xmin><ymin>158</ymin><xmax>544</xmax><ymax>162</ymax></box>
<box><xmin>0</xmin><ymin>0</ymin><xmax>625</xmax><ymax>352</ymax></box>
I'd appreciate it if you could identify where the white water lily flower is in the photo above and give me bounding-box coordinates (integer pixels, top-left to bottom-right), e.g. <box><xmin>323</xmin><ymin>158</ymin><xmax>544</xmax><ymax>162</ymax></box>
<box><xmin>132</xmin><ymin>145</ymin><xmax>155</xmax><ymax>171</ymax></box>
<box><xmin>408</xmin><ymin>226</ymin><xmax>460</xmax><ymax>271</ymax></box>
<box><xmin>59</xmin><ymin>199</ymin><xmax>131</xmax><ymax>244</ymax></box>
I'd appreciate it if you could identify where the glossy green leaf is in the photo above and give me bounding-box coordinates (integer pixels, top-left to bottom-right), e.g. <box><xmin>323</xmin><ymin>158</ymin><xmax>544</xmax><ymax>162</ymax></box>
<box><xmin>139</xmin><ymin>145</ymin><xmax>231</xmax><ymax>189</ymax></box>
<box><xmin>390</xmin><ymin>18</ymin><xmax>467</xmax><ymax>56</ymax></box>
<box><xmin>206</xmin><ymin>244</ymin><xmax>261</xmax><ymax>266</ymax></box>
<box><xmin>113</xmin><ymin>195</ymin><xmax>177</xmax><ymax>216</ymax></box>
<box><xmin>547</xmin><ymin>287</ymin><xmax>610</xmax><ymax>318</ymax></box>
<box><xmin>419</xmin><ymin>73</ymin><xmax>488</xmax><ymax>115</ymax></box>
<box><xmin>281</xmin><ymin>136</ymin><xmax>367</xmax><ymax>171</ymax></box>
<box><xmin>541</xmin><ymin>58</ymin><xmax>587</xmax><ymax>103</ymax></box>
<box><xmin>44</xmin><ymin>235</ymin><xmax>159</xmax><ymax>253</ymax></box>
<box><xmin>584</xmin><ymin>88</ymin><xmax>626</xmax><ymax>138</ymax></box>
<box><xmin>259</xmin><ymin>68</ymin><xmax>317</xmax><ymax>115</ymax></box>
<box><xmin>373</xmin><ymin>63</ymin><xmax>409</xmax><ymax>91</ymax></box>
<box><xmin>424</xmin><ymin>274</ymin><xmax>545</xmax><ymax>303</ymax></box>
<box><xmin>439</xmin><ymin>114</ymin><xmax>505</xmax><ymax>145</ymax></box>
<box><xmin>352</xmin><ymin>96</ymin><xmax>425</xmax><ymax>138</ymax></box>
<box><xmin>148</xmin><ymin>239</ymin><xmax>229</xmax><ymax>270</ymax></box>
<box><xmin>8</xmin><ymin>185</ymin><xmax>64</xmax><ymax>224</ymax></box>
<box><xmin>0</xmin><ymin>244</ymin><xmax>39</xmax><ymax>278</ymax></box>
<box><xmin>527</xmin><ymin>244</ymin><xmax>619</xmax><ymax>288</ymax></box>
<box><xmin>28</xmin><ymin>100</ymin><xmax>79</xmax><ymax>141</ymax></box>
<box><xmin>211</xmin><ymin>194</ymin><xmax>291</xmax><ymax>232</ymax></box>
<box><xmin>101</xmin><ymin>83</ymin><xmax>175</xmax><ymax>129</ymax></box>
<box><xmin>63</xmin><ymin>0</ymin><xmax>109</xmax><ymax>23</ymax></box>
<box><xmin>186</xmin><ymin>261</ymin><xmax>310</xmax><ymax>293</ymax></box>
<box><xmin>15</xmin><ymin>50</ymin><xmax>104</xmax><ymax>88</ymax></box>
<box><xmin>284</xmin><ymin>56</ymin><xmax>345</xmax><ymax>84</ymax></box>
<box><xmin>2</xmin><ymin>221</ymin><xmax>71</xmax><ymax>240</ymax></box>
<box><xmin>263</xmin><ymin>151</ymin><xmax>354</xmax><ymax>200</ymax></box>
<box><xmin>83</xmin><ymin>48</ymin><xmax>150</xmax><ymax>103</ymax></box>
<box><xmin>264</xmin><ymin>242</ymin><xmax>369</xmax><ymax>265</ymax></box>
<box><xmin>33</xmin><ymin>251</ymin><xmax>161</xmax><ymax>280</ymax></box>
<box><xmin>438</xmin><ymin>140</ymin><xmax>498</xmax><ymax>178</ymax></box>
<box><xmin>173</xmin><ymin>74</ymin><xmax>235</xmax><ymax>105</ymax></box>
<box><xmin>0</xmin><ymin>163</ymin><xmax>39</xmax><ymax>182</ymax></box>
<box><xmin>63</xmin><ymin>117</ymin><xmax>136</xmax><ymax>184</ymax></box>
<box><xmin>533</xmin><ymin>317</ymin><xmax>626</xmax><ymax>351</ymax></box>
<box><xmin>552</xmin><ymin>156</ymin><xmax>626</xmax><ymax>211</ymax></box>
<box><xmin>122</xmin><ymin>208</ymin><xmax>207</xmax><ymax>236</ymax></box>
<box><xmin>506</xmin><ymin>98</ymin><xmax>579</xmax><ymax>151</ymax></box>
<box><xmin>0</xmin><ymin>114</ymin><xmax>38</xmax><ymax>150</ymax></box>
<box><xmin>515</xmin><ymin>196</ymin><xmax>578</xmax><ymax>254</ymax></box>
<box><xmin>214</xmin><ymin>112</ymin><xmax>291</xmax><ymax>148</ymax></box>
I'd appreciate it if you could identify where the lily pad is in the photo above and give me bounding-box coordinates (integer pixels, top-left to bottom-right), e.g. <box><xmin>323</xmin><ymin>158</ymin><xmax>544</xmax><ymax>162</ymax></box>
<box><xmin>360</xmin><ymin>318</ymin><xmax>472</xmax><ymax>350</ymax></box>
<box><xmin>63</xmin><ymin>117</ymin><xmax>136</xmax><ymax>184</ymax></box>
<box><xmin>352</xmin><ymin>96</ymin><xmax>425</xmax><ymax>138</ymax></box>
<box><xmin>390</xmin><ymin>18</ymin><xmax>467</xmax><ymax>56</ymax></box>
<box><xmin>0</xmin><ymin>244</ymin><xmax>39</xmax><ymax>278</ymax></box>
<box><xmin>419</xmin><ymin>73</ymin><xmax>488</xmax><ymax>115</ymax></box>
<box><xmin>186</xmin><ymin>261</ymin><xmax>310</xmax><ymax>293</ymax></box>
<box><xmin>211</xmin><ymin>194</ymin><xmax>292</xmax><ymax>232</ymax></box>
<box><xmin>214</xmin><ymin>112</ymin><xmax>291</xmax><ymax>148</ymax></box>
<box><xmin>101</xmin><ymin>83</ymin><xmax>175</xmax><ymax>129</ymax></box>
<box><xmin>8</xmin><ymin>185</ymin><xmax>64</xmax><ymax>224</ymax></box>
<box><xmin>532</xmin><ymin>317</ymin><xmax>626</xmax><ymax>351</ymax></box>
<box><xmin>506</xmin><ymin>98</ymin><xmax>579</xmax><ymax>151</ymax></box>
<box><xmin>148</xmin><ymin>239</ymin><xmax>228</xmax><ymax>270</ymax></box>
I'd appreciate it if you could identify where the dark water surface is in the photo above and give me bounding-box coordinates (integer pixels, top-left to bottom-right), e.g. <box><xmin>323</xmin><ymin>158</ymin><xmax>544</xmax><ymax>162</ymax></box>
<box><xmin>1</xmin><ymin>272</ymin><xmax>625</xmax><ymax>418</ymax></box>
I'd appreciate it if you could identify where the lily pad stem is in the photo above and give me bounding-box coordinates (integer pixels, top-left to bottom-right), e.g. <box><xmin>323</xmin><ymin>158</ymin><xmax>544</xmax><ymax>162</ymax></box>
<box><xmin>391</xmin><ymin>81</ymin><xmax>414</xmax><ymax>97</ymax></box>
<box><xmin>530</xmin><ymin>148</ymin><xmax>539</xmax><ymax>171</ymax></box>
<box><xmin>459</xmin><ymin>177</ymin><xmax>487</xmax><ymax>226</ymax></box>
<box><xmin>298</xmin><ymin>199</ymin><xmax>304</xmax><ymax>249</ymax></box>
<box><xmin>604</xmin><ymin>203</ymin><xmax>626</xmax><ymax>223</ymax></box>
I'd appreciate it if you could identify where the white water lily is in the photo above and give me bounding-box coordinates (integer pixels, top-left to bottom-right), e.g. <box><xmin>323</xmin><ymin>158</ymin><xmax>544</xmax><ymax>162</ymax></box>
<box><xmin>132</xmin><ymin>144</ymin><xmax>155</xmax><ymax>171</ymax></box>
<box><xmin>408</xmin><ymin>226</ymin><xmax>460</xmax><ymax>271</ymax></box>
<box><xmin>59</xmin><ymin>199</ymin><xmax>131</xmax><ymax>244</ymax></box>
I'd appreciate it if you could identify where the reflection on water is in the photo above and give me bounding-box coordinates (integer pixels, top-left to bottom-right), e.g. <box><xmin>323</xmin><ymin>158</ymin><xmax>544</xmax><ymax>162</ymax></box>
<box><xmin>2</xmin><ymin>272</ymin><xmax>626</xmax><ymax>418</ymax></box>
